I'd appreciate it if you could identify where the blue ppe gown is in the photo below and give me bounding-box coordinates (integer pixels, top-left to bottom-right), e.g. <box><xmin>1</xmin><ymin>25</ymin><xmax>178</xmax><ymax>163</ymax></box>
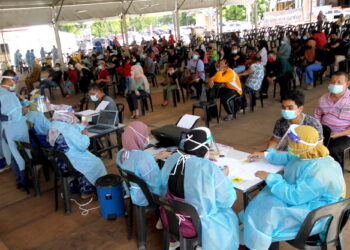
<box><xmin>26</xmin><ymin>110</ymin><xmax>51</xmax><ymax>148</ymax></box>
<box><xmin>50</xmin><ymin>121</ymin><xmax>107</xmax><ymax>185</ymax></box>
<box><xmin>116</xmin><ymin>149</ymin><xmax>161</xmax><ymax>206</ymax></box>
<box><xmin>160</xmin><ymin>153</ymin><xmax>239</xmax><ymax>250</ymax></box>
<box><xmin>0</xmin><ymin>88</ymin><xmax>30</xmax><ymax>171</ymax></box>
<box><xmin>242</xmin><ymin>149</ymin><xmax>345</xmax><ymax>250</ymax></box>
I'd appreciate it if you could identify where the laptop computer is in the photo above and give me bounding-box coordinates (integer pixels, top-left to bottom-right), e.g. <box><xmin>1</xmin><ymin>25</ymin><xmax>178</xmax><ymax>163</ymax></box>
<box><xmin>87</xmin><ymin>110</ymin><xmax>118</xmax><ymax>133</ymax></box>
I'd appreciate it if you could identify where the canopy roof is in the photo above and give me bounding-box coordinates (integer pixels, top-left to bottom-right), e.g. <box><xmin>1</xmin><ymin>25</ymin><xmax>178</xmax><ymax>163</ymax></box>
<box><xmin>0</xmin><ymin>0</ymin><xmax>254</xmax><ymax>29</ymax></box>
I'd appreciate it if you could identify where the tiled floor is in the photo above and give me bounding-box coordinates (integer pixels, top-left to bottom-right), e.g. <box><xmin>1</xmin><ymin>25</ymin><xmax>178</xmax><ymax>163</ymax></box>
<box><xmin>0</xmin><ymin>74</ymin><xmax>349</xmax><ymax>249</ymax></box>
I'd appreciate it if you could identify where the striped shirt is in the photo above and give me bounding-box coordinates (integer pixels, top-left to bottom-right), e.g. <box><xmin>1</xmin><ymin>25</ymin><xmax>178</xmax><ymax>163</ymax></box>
<box><xmin>314</xmin><ymin>89</ymin><xmax>350</xmax><ymax>136</ymax></box>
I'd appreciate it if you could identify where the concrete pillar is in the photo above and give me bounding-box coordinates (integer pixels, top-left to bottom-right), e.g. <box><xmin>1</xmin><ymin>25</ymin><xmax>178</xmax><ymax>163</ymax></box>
<box><xmin>122</xmin><ymin>14</ymin><xmax>128</xmax><ymax>46</ymax></box>
<box><xmin>52</xmin><ymin>7</ymin><xmax>64</xmax><ymax>69</ymax></box>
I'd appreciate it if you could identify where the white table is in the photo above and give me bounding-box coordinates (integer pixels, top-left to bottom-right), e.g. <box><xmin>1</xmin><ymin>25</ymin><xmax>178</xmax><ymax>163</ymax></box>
<box><xmin>146</xmin><ymin>142</ymin><xmax>281</xmax><ymax>208</ymax></box>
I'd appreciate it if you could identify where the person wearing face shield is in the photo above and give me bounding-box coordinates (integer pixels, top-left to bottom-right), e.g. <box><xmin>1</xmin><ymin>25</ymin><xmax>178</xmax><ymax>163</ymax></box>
<box><xmin>268</xmin><ymin>90</ymin><xmax>323</xmax><ymax>151</ymax></box>
<box><xmin>315</xmin><ymin>71</ymin><xmax>350</xmax><ymax>168</ymax></box>
<box><xmin>159</xmin><ymin>127</ymin><xmax>239</xmax><ymax>250</ymax></box>
<box><xmin>116</xmin><ymin>121</ymin><xmax>170</xmax><ymax>206</ymax></box>
<box><xmin>48</xmin><ymin>108</ymin><xmax>107</xmax><ymax>199</ymax></box>
<box><xmin>0</xmin><ymin>70</ymin><xmax>30</xmax><ymax>189</ymax></box>
<box><xmin>244</xmin><ymin>125</ymin><xmax>346</xmax><ymax>250</ymax></box>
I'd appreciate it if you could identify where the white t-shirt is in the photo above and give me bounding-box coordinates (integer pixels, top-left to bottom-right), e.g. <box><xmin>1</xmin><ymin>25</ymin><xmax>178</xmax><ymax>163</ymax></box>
<box><xmin>258</xmin><ymin>47</ymin><xmax>268</xmax><ymax>66</ymax></box>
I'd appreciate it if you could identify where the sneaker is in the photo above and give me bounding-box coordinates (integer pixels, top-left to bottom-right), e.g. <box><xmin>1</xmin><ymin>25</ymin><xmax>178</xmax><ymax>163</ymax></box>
<box><xmin>224</xmin><ymin>114</ymin><xmax>234</xmax><ymax>121</ymax></box>
<box><xmin>161</xmin><ymin>101</ymin><xmax>169</xmax><ymax>106</ymax></box>
<box><xmin>155</xmin><ymin>218</ymin><xmax>163</xmax><ymax>230</ymax></box>
<box><xmin>169</xmin><ymin>241</ymin><xmax>180</xmax><ymax>250</ymax></box>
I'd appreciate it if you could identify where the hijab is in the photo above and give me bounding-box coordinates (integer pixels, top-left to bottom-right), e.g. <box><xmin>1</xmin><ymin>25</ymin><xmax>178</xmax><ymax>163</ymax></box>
<box><xmin>131</xmin><ymin>65</ymin><xmax>150</xmax><ymax>91</ymax></box>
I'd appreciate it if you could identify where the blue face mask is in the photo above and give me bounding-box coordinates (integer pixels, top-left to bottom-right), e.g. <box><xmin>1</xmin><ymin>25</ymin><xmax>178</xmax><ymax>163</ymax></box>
<box><xmin>193</xmin><ymin>54</ymin><xmax>199</xmax><ymax>60</ymax></box>
<box><xmin>281</xmin><ymin>110</ymin><xmax>297</xmax><ymax>120</ymax></box>
<box><xmin>328</xmin><ymin>84</ymin><xmax>344</xmax><ymax>94</ymax></box>
<box><xmin>21</xmin><ymin>99</ymin><xmax>30</xmax><ymax>107</ymax></box>
<box><xmin>303</xmin><ymin>36</ymin><xmax>308</xmax><ymax>40</ymax></box>
<box><xmin>53</xmin><ymin>67</ymin><xmax>60</xmax><ymax>72</ymax></box>
<box><xmin>90</xmin><ymin>95</ymin><xmax>98</xmax><ymax>102</ymax></box>
<box><xmin>98</xmin><ymin>65</ymin><xmax>103</xmax><ymax>70</ymax></box>
<box><xmin>140</xmin><ymin>55</ymin><xmax>146</xmax><ymax>60</ymax></box>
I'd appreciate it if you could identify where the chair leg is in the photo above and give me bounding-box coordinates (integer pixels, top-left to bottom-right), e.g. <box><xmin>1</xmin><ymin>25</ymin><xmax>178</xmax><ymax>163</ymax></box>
<box><xmin>204</xmin><ymin>107</ymin><xmax>209</xmax><ymax>128</ymax></box>
<box><xmin>148</xmin><ymin>96</ymin><xmax>153</xmax><ymax>112</ymax></box>
<box><xmin>54</xmin><ymin>174</ymin><xmax>59</xmax><ymax>211</ymax></box>
<box><xmin>268</xmin><ymin>242</ymin><xmax>280</xmax><ymax>250</ymax></box>
<box><xmin>162</xmin><ymin>230</ymin><xmax>170</xmax><ymax>250</ymax></box>
<box><xmin>172</xmin><ymin>90</ymin><xmax>177</xmax><ymax>107</ymax></box>
<box><xmin>62</xmin><ymin>177</ymin><xmax>71</xmax><ymax>215</ymax></box>
<box><xmin>127</xmin><ymin>200</ymin><xmax>133</xmax><ymax>240</ymax></box>
<box><xmin>260</xmin><ymin>92</ymin><xmax>264</xmax><ymax>108</ymax></box>
<box><xmin>33</xmin><ymin>165</ymin><xmax>42</xmax><ymax>197</ymax></box>
<box><xmin>135</xmin><ymin>206</ymin><xmax>147</xmax><ymax>249</ymax></box>
<box><xmin>273</xmin><ymin>81</ymin><xmax>277</xmax><ymax>98</ymax></box>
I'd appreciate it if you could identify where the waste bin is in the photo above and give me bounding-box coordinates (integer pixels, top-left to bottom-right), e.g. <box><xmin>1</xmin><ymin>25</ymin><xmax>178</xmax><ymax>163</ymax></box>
<box><xmin>96</xmin><ymin>174</ymin><xmax>125</xmax><ymax>220</ymax></box>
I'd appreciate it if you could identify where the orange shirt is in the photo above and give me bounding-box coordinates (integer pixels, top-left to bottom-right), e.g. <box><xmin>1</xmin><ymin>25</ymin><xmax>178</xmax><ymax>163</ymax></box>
<box><xmin>210</xmin><ymin>68</ymin><xmax>242</xmax><ymax>95</ymax></box>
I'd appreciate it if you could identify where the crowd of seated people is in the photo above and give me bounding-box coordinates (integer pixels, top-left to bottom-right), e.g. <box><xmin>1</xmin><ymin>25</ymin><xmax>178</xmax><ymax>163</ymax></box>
<box><xmin>1</xmin><ymin>19</ymin><xmax>350</xmax><ymax>250</ymax></box>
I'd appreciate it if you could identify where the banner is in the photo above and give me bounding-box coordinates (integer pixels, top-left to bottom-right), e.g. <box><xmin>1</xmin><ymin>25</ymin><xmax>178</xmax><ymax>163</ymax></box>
<box><xmin>262</xmin><ymin>8</ymin><xmax>304</xmax><ymax>27</ymax></box>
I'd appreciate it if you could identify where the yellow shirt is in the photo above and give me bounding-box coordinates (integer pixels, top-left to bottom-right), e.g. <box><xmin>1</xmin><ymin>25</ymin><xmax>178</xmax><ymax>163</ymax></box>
<box><xmin>210</xmin><ymin>68</ymin><xmax>242</xmax><ymax>95</ymax></box>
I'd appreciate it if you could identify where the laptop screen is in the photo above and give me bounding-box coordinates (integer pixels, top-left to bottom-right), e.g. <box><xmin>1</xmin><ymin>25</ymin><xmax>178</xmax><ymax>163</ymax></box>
<box><xmin>97</xmin><ymin>110</ymin><xmax>117</xmax><ymax>126</ymax></box>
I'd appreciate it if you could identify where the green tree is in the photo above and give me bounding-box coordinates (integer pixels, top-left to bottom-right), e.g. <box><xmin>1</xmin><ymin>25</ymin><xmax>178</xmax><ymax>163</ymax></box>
<box><xmin>257</xmin><ymin>0</ymin><xmax>269</xmax><ymax>17</ymax></box>
<box><xmin>91</xmin><ymin>19</ymin><xmax>121</xmax><ymax>37</ymax></box>
<box><xmin>180</xmin><ymin>12</ymin><xmax>196</xmax><ymax>26</ymax></box>
<box><xmin>59</xmin><ymin>23</ymin><xmax>84</xmax><ymax>34</ymax></box>
<box><xmin>223</xmin><ymin>5</ymin><xmax>247</xmax><ymax>21</ymax></box>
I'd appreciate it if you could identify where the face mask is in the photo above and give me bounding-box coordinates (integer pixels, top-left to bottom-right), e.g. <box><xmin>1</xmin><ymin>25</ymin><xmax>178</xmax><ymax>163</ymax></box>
<box><xmin>287</xmin><ymin>146</ymin><xmax>299</xmax><ymax>157</ymax></box>
<box><xmin>268</xmin><ymin>58</ymin><xmax>275</xmax><ymax>63</ymax></box>
<box><xmin>232</xmin><ymin>50</ymin><xmax>238</xmax><ymax>54</ymax></box>
<box><xmin>98</xmin><ymin>65</ymin><xmax>103</xmax><ymax>70</ymax></box>
<box><xmin>132</xmin><ymin>59</ymin><xmax>136</xmax><ymax>62</ymax></box>
<box><xmin>328</xmin><ymin>84</ymin><xmax>344</xmax><ymax>94</ymax></box>
<box><xmin>21</xmin><ymin>99</ymin><xmax>30</xmax><ymax>107</ymax></box>
<box><xmin>140</xmin><ymin>55</ymin><xmax>146</xmax><ymax>59</ymax></box>
<box><xmin>192</xmin><ymin>54</ymin><xmax>199</xmax><ymax>60</ymax></box>
<box><xmin>303</xmin><ymin>36</ymin><xmax>308</xmax><ymax>40</ymax></box>
<box><xmin>90</xmin><ymin>95</ymin><xmax>98</xmax><ymax>102</ymax></box>
<box><xmin>281</xmin><ymin>110</ymin><xmax>297</xmax><ymax>120</ymax></box>
<box><xmin>53</xmin><ymin>67</ymin><xmax>60</xmax><ymax>72</ymax></box>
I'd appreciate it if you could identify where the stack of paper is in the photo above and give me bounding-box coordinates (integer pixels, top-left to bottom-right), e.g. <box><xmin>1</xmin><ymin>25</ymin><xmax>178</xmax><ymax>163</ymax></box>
<box><xmin>76</xmin><ymin>101</ymin><xmax>110</xmax><ymax>116</ymax></box>
<box><xmin>215</xmin><ymin>157</ymin><xmax>283</xmax><ymax>181</ymax></box>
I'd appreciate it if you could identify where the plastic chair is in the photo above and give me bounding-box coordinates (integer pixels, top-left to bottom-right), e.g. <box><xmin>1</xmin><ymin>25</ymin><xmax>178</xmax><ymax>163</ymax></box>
<box><xmin>116</xmin><ymin>103</ymin><xmax>125</xmax><ymax>123</ymax></box>
<box><xmin>192</xmin><ymin>87</ymin><xmax>219</xmax><ymax>128</ymax></box>
<box><xmin>171</xmin><ymin>88</ymin><xmax>186</xmax><ymax>107</ymax></box>
<box><xmin>15</xmin><ymin>140</ymin><xmax>49</xmax><ymax>197</ymax></box>
<box><xmin>218</xmin><ymin>94</ymin><xmax>246</xmax><ymax>119</ymax></box>
<box><xmin>286</xmin><ymin>198</ymin><xmax>350</xmax><ymax>250</ymax></box>
<box><xmin>153</xmin><ymin>194</ymin><xmax>202</xmax><ymax>250</ymax></box>
<box><xmin>42</xmin><ymin>148</ymin><xmax>79</xmax><ymax>215</ymax></box>
<box><xmin>116</xmin><ymin>165</ymin><xmax>157</xmax><ymax>250</ymax></box>
<box><xmin>322</xmin><ymin>124</ymin><xmax>350</xmax><ymax>172</ymax></box>
<box><xmin>141</xmin><ymin>93</ymin><xmax>154</xmax><ymax>116</ymax></box>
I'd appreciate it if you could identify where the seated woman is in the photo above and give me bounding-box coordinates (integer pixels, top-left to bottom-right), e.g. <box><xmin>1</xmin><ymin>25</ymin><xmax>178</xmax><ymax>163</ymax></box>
<box><xmin>116</xmin><ymin>121</ymin><xmax>169</xmax><ymax>206</ymax></box>
<box><xmin>25</xmin><ymin>94</ymin><xmax>51</xmax><ymax>148</ymax></box>
<box><xmin>48</xmin><ymin>108</ymin><xmax>107</xmax><ymax>199</ymax></box>
<box><xmin>243</xmin><ymin>125</ymin><xmax>346</xmax><ymax>250</ymax></box>
<box><xmin>159</xmin><ymin>127</ymin><xmax>239</xmax><ymax>250</ymax></box>
<box><xmin>126</xmin><ymin>65</ymin><xmax>150</xmax><ymax>119</ymax></box>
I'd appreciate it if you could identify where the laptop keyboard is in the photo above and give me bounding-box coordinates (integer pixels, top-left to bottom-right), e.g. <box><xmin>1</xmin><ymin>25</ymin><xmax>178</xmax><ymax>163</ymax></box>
<box><xmin>89</xmin><ymin>125</ymin><xmax>109</xmax><ymax>130</ymax></box>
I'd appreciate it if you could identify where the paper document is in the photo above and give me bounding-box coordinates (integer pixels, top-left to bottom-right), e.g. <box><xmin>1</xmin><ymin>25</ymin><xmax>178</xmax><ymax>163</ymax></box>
<box><xmin>96</xmin><ymin>101</ymin><xmax>110</xmax><ymax>111</ymax></box>
<box><xmin>215</xmin><ymin>157</ymin><xmax>283</xmax><ymax>181</ymax></box>
<box><xmin>176</xmin><ymin>114</ymin><xmax>200</xmax><ymax>129</ymax></box>
<box><xmin>145</xmin><ymin>147</ymin><xmax>168</xmax><ymax>155</ymax></box>
<box><xmin>76</xmin><ymin>109</ymin><xmax>99</xmax><ymax>116</ymax></box>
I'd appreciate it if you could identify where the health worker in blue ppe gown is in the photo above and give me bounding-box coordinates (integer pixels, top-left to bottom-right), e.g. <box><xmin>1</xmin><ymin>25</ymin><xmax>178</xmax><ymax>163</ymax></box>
<box><xmin>160</xmin><ymin>127</ymin><xmax>239</xmax><ymax>250</ymax></box>
<box><xmin>243</xmin><ymin>125</ymin><xmax>346</xmax><ymax>250</ymax></box>
<box><xmin>116</xmin><ymin>121</ymin><xmax>170</xmax><ymax>206</ymax></box>
<box><xmin>0</xmin><ymin>70</ymin><xmax>30</xmax><ymax>188</ymax></box>
<box><xmin>25</xmin><ymin>94</ymin><xmax>51</xmax><ymax>148</ymax></box>
<box><xmin>48</xmin><ymin>108</ymin><xmax>107</xmax><ymax>199</ymax></box>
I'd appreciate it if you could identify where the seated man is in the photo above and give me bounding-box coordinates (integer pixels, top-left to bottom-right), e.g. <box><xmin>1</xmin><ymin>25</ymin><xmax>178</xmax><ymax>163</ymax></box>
<box><xmin>266</xmin><ymin>50</ymin><xmax>293</xmax><ymax>100</ymax></box>
<box><xmin>161</xmin><ymin>66</ymin><xmax>182</xmax><ymax>106</ymax></box>
<box><xmin>209</xmin><ymin>59</ymin><xmax>243</xmax><ymax>121</ymax></box>
<box><xmin>268</xmin><ymin>90</ymin><xmax>323</xmax><ymax>150</ymax></box>
<box><xmin>314</xmin><ymin>71</ymin><xmax>350</xmax><ymax>168</ymax></box>
<box><xmin>39</xmin><ymin>63</ymin><xmax>62</xmax><ymax>96</ymax></box>
<box><xmin>25</xmin><ymin>60</ymin><xmax>41</xmax><ymax>92</ymax></box>
<box><xmin>185</xmin><ymin>50</ymin><xmax>205</xmax><ymax>99</ymax></box>
<box><xmin>88</xmin><ymin>83</ymin><xmax>117</xmax><ymax>111</ymax></box>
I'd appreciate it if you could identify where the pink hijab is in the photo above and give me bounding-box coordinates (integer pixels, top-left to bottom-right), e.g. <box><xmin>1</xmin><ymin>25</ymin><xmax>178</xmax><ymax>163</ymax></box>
<box><xmin>131</xmin><ymin>65</ymin><xmax>150</xmax><ymax>91</ymax></box>
<box><xmin>122</xmin><ymin>121</ymin><xmax>148</xmax><ymax>151</ymax></box>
